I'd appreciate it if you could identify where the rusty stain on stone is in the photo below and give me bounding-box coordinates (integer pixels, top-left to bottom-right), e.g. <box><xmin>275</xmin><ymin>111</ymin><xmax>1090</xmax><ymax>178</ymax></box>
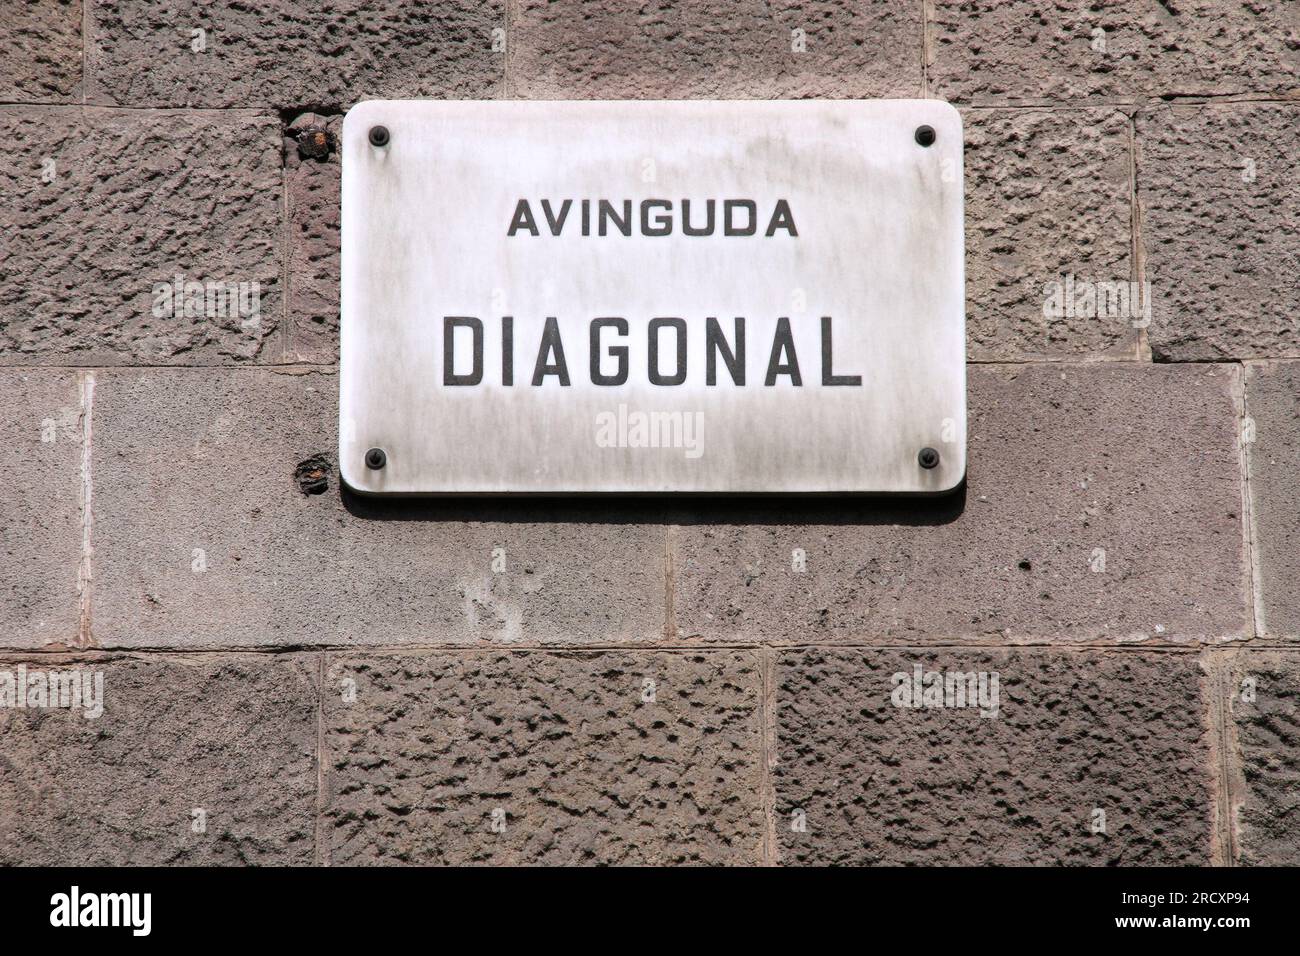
<box><xmin>294</xmin><ymin>454</ymin><xmax>331</xmax><ymax>495</ymax></box>
<box><xmin>296</xmin><ymin>125</ymin><xmax>333</xmax><ymax>160</ymax></box>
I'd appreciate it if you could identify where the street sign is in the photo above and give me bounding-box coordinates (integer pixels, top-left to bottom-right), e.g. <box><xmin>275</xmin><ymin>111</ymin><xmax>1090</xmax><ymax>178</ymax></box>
<box><xmin>340</xmin><ymin>100</ymin><xmax>965</xmax><ymax>494</ymax></box>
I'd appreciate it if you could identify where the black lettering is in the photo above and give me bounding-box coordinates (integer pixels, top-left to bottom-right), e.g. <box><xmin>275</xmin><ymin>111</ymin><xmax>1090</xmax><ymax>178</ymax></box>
<box><xmin>507</xmin><ymin>200</ymin><xmax>539</xmax><ymax>236</ymax></box>
<box><xmin>765</xmin><ymin>317</ymin><xmax>802</xmax><ymax>385</ymax></box>
<box><xmin>766</xmin><ymin>199</ymin><xmax>798</xmax><ymax>237</ymax></box>
<box><xmin>531</xmin><ymin>317</ymin><xmax>571</xmax><ymax>385</ymax></box>
<box><xmin>443</xmin><ymin>317</ymin><xmax>483</xmax><ymax>385</ymax></box>
<box><xmin>820</xmin><ymin>316</ymin><xmax>861</xmax><ymax>386</ymax></box>
<box><xmin>648</xmin><ymin>317</ymin><xmax>687</xmax><ymax>386</ymax></box>
<box><xmin>590</xmin><ymin>318</ymin><xmax>629</xmax><ymax>386</ymax></box>
<box><xmin>541</xmin><ymin>199</ymin><xmax>572</xmax><ymax>236</ymax></box>
<box><xmin>501</xmin><ymin>315</ymin><xmax>513</xmax><ymax>386</ymax></box>
<box><xmin>706</xmin><ymin>317</ymin><xmax>745</xmax><ymax>385</ymax></box>
<box><xmin>682</xmin><ymin>199</ymin><xmax>715</xmax><ymax>237</ymax></box>
<box><xmin>599</xmin><ymin>199</ymin><xmax>632</xmax><ymax>237</ymax></box>
<box><xmin>724</xmin><ymin>200</ymin><xmax>757</xmax><ymax>236</ymax></box>
<box><xmin>641</xmin><ymin>200</ymin><xmax>672</xmax><ymax>236</ymax></box>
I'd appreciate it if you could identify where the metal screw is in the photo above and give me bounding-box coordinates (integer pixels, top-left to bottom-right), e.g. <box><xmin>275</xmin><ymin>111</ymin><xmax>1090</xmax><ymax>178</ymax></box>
<box><xmin>914</xmin><ymin>125</ymin><xmax>936</xmax><ymax>147</ymax></box>
<box><xmin>368</xmin><ymin>125</ymin><xmax>390</xmax><ymax>148</ymax></box>
<box><xmin>365</xmin><ymin>447</ymin><xmax>387</xmax><ymax>470</ymax></box>
<box><xmin>918</xmin><ymin>447</ymin><xmax>940</xmax><ymax>469</ymax></box>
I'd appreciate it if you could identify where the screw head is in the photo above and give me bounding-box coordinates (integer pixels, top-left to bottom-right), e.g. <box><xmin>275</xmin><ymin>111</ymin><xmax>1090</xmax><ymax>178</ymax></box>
<box><xmin>368</xmin><ymin>125</ymin><xmax>390</xmax><ymax>148</ymax></box>
<box><xmin>914</xmin><ymin>125</ymin><xmax>936</xmax><ymax>147</ymax></box>
<box><xmin>365</xmin><ymin>447</ymin><xmax>387</xmax><ymax>470</ymax></box>
<box><xmin>918</xmin><ymin>447</ymin><xmax>940</xmax><ymax>470</ymax></box>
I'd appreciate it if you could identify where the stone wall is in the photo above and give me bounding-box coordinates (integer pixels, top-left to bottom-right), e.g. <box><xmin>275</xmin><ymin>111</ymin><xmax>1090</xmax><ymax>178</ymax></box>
<box><xmin>1</xmin><ymin>0</ymin><xmax>1297</xmax><ymax>865</ymax></box>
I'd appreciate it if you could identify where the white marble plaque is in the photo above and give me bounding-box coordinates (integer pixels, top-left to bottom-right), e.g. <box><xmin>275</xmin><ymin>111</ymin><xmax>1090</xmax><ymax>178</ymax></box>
<box><xmin>340</xmin><ymin>99</ymin><xmax>965</xmax><ymax>494</ymax></box>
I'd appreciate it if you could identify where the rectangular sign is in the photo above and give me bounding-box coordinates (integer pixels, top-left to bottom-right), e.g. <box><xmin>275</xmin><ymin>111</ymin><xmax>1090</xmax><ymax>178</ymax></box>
<box><xmin>340</xmin><ymin>100</ymin><xmax>965</xmax><ymax>494</ymax></box>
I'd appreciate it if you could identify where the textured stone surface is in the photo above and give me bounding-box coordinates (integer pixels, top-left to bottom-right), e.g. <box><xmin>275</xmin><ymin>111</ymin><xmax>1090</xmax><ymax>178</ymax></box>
<box><xmin>0</xmin><ymin>654</ymin><xmax>318</xmax><ymax>865</ymax></box>
<box><xmin>89</xmin><ymin>369</ymin><xmax>666</xmax><ymax>648</ymax></box>
<box><xmin>87</xmin><ymin>0</ymin><xmax>504</xmax><ymax>107</ymax></box>
<box><xmin>1229</xmin><ymin>651</ymin><xmax>1300</xmax><ymax>866</ymax></box>
<box><xmin>323</xmin><ymin>650</ymin><xmax>762</xmax><ymax>864</ymax></box>
<box><xmin>931</xmin><ymin>0</ymin><xmax>1300</xmax><ymax>103</ymax></box>
<box><xmin>1</xmin><ymin>0</ymin><xmax>1294</xmax><ymax>873</ymax></box>
<box><xmin>0</xmin><ymin>0</ymin><xmax>82</xmax><ymax>102</ymax></box>
<box><xmin>965</xmin><ymin>107</ymin><xmax>1135</xmax><ymax>360</ymax></box>
<box><xmin>775</xmin><ymin>648</ymin><xmax>1213</xmax><ymax>865</ymax></box>
<box><xmin>0</xmin><ymin>107</ymin><xmax>283</xmax><ymax>365</ymax></box>
<box><xmin>673</xmin><ymin>363</ymin><xmax>1246</xmax><ymax>644</ymax></box>
<box><xmin>0</xmin><ymin>371</ymin><xmax>83</xmax><ymax>648</ymax></box>
<box><xmin>1245</xmin><ymin>363</ymin><xmax>1300</xmax><ymax>638</ymax></box>
<box><xmin>509</xmin><ymin>0</ymin><xmax>920</xmax><ymax>98</ymax></box>
<box><xmin>285</xmin><ymin>113</ymin><xmax>341</xmax><ymax>364</ymax></box>
<box><xmin>1140</xmin><ymin>105</ymin><xmax>1300</xmax><ymax>361</ymax></box>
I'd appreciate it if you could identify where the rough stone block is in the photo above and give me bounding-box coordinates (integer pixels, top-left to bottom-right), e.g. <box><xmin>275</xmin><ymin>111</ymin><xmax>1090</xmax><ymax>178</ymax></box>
<box><xmin>87</xmin><ymin>0</ymin><xmax>504</xmax><ymax>107</ymax></box>
<box><xmin>0</xmin><ymin>653</ymin><xmax>319</xmax><ymax>864</ymax></box>
<box><xmin>931</xmin><ymin>0</ymin><xmax>1300</xmax><ymax>103</ymax></box>
<box><xmin>509</xmin><ymin>0</ymin><xmax>921</xmax><ymax>98</ymax></box>
<box><xmin>0</xmin><ymin>107</ymin><xmax>283</xmax><ymax>365</ymax></box>
<box><xmin>90</xmin><ymin>369</ymin><xmax>667</xmax><ymax>647</ymax></box>
<box><xmin>0</xmin><ymin>370</ymin><xmax>84</xmax><ymax>648</ymax></box>
<box><xmin>285</xmin><ymin>113</ymin><xmax>341</xmax><ymax>364</ymax></box>
<box><xmin>0</xmin><ymin>0</ymin><xmax>82</xmax><ymax>102</ymax></box>
<box><xmin>1245</xmin><ymin>363</ymin><xmax>1300</xmax><ymax>638</ymax></box>
<box><xmin>323</xmin><ymin>649</ymin><xmax>763</xmax><ymax>864</ymax></box>
<box><xmin>775</xmin><ymin>648</ymin><xmax>1213</xmax><ymax>864</ymax></box>
<box><xmin>965</xmin><ymin>107</ymin><xmax>1136</xmax><ymax>360</ymax></box>
<box><xmin>672</xmin><ymin>363</ymin><xmax>1247</xmax><ymax>644</ymax></box>
<box><xmin>1229</xmin><ymin>650</ymin><xmax>1300</xmax><ymax>866</ymax></box>
<box><xmin>1139</xmin><ymin>105</ymin><xmax>1300</xmax><ymax>361</ymax></box>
